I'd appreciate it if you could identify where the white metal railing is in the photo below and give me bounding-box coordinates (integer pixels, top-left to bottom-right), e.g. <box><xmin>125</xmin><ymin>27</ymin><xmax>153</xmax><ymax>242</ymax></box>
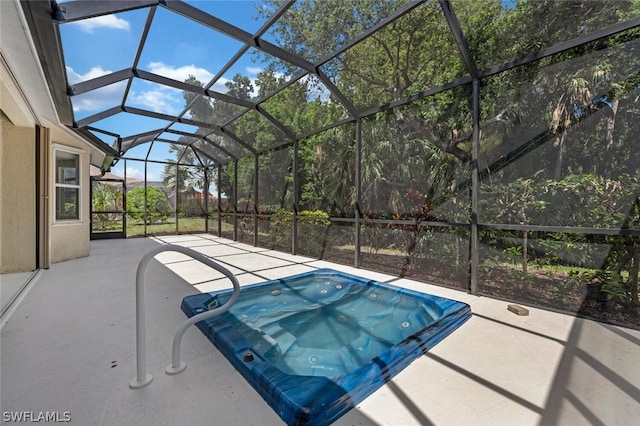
<box><xmin>129</xmin><ymin>244</ymin><xmax>240</xmax><ymax>389</ymax></box>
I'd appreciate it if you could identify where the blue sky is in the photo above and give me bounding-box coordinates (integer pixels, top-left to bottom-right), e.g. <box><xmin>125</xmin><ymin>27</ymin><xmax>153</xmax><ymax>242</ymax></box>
<box><xmin>58</xmin><ymin>1</ymin><xmax>277</xmax><ymax>183</ymax></box>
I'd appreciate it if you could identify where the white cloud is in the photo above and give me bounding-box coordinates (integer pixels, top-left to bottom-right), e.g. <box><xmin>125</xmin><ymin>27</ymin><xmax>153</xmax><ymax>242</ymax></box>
<box><xmin>144</xmin><ymin>62</ymin><xmax>229</xmax><ymax>95</ymax></box>
<box><xmin>211</xmin><ymin>77</ymin><xmax>230</xmax><ymax>93</ymax></box>
<box><xmin>245</xmin><ymin>66</ymin><xmax>263</xmax><ymax>76</ymax></box>
<box><xmin>301</xmin><ymin>74</ymin><xmax>331</xmax><ymax>102</ymax></box>
<box><xmin>111</xmin><ymin>165</ymin><xmax>159</xmax><ymax>182</ymax></box>
<box><xmin>67</xmin><ymin>66</ymin><xmax>125</xmax><ymax>112</ymax></box>
<box><xmin>67</xmin><ymin>65</ymin><xmax>111</xmax><ymax>84</ymax></box>
<box><xmin>129</xmin><ymin>87</ymin><xmax>182</xmax><ymax>116</ymax></box>
<box><xmin>147</xmin><ymin>62</ymin><xmax>214</xmax><ymax>86</ymax></box>
<box><xmin>67</xmin><ymin>65</ymin><xmax>184</xmax><ymax>115</ymax></box>
<box><xmin>70</xmin><ymin>15</ymin><xmax>131</xmax><ymax>33</ymax></box>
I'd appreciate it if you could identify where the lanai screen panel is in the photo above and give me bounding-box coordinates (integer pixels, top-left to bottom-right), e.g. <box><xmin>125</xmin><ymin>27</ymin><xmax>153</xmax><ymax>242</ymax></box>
<box><xmin>296</xmin><ymin>124</ymin><xmax>356</xmax><ymax>261</ymax></box>
<box><xmin>175</xmin><ymin>163</ymin><xmax>208</xmax><ymax>233</ymax></box>
<box><xmin>298</xmin><ymin>124</ymin><xmax>356</xmax><ymax>218</ymax></box>
<box><xmin>453</xmin><ymin>0</ymin><xmax>640</xmax><ymax>71</ymax></box>
<box><xmin>318</xmin><ymin>1</ymin><xmax>469</xmax><ymax>112</ymax></box>
<box><xmin>68</xmin><ymin>81</ymin><xmax>126</xmax><ymax>121</ymax></box>
<box><xmin>233</xmin><ymin>157</ymin><xmax>255</xmax><ymax>215</ymax></box>
<box><xmin>190</xmin><ymin>139</ymin><xmax>234</xmax><ymax>165</ymax></box>
<box><xmin>96</xmin><ymin>114</ymin><xmax>171</xmax><ymax>153</ymax></box>
<box><xmin>136</xmin><ymin>6</ymin><xmax>244</xmax><ymax>89</ymax></box>
<box><xmin>360</xmin><ymin>89</ymin><xmax>472</xmax><ymax>224</ymax></box>
<box><xmin>475</xmin><ymin>20</ymin><xmax>640</xmax><ymax>325</ymax></box>
<box><xmin>231</xmin><ymin>157</ymin><xmax>256</xmax><ymax>245</ymax></box>
<box><xmin>263</xmin><ymin>0</ymin><xmax>414</xmax><ymax>64</ymax></box>
<box><xmin>123</xmin><ymin>79</ymin><xmax>184</xmax><ymax>119</ymax></box>
<box><xmin>257</xmin><ymin>147</ymin><xmax>294</xmax><ymax>252</ymax></box>
<box><xmin>88</xmin><ymin>129</ymin><xmax>118</xmax><ymax>148</ymax></box>
<box><xmin>358</xmin><ymin>85</ymin><xmax>472</xmax><ymax>288</ymax></box>
<box><xmin>59</xmin><ymin>7</ymin><xmax>146</xmax><ymax>82</ymax></box>
<box><xmin>183</xmin><ymin>0</ymin><xmax>271</xmax><ymax>34</ymax></box>
<box><xmin>225</xmin><ymin>109</ymin><xmax>292</xmax><ymax>152</ymax></box>
<box><xmin>257</xmin><ymin>147</ymin><xmax>293</xmax><ymax>214</ymax></box>
<box><xmin>59</xmin><ymin>5</ymin><xmax>185</xmax><ymax>146</ymax></box>
<box><xmin>259</xmin><ymin>74</ymin><xmax>350</xmax><ymax>138</ymax></box>
<box><xmin>218</xmin><ymin>163</ymin><xmax>234</xmax><ymax>240</ymax></box>
<box><xmin>217</xmin><ymin>45</ymin><xmax>307</xmax><ymax>104</ymax></box>
<box><xmin>478</xmin><ymin>30</ymin><xmax>640</xmax><ymax>229</ymax></box>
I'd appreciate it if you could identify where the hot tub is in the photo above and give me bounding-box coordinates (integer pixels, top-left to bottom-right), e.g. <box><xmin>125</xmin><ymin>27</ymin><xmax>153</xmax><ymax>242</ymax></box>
<box><xmin>181</xmin><ymin>268</ymin><xmax>471</xmax><ymax>425</ymax></box>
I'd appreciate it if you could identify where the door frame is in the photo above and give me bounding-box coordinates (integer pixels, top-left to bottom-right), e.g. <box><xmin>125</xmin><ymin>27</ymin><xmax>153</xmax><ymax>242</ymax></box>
<box><xmin>90</xmin><ymin>177</ymin><xmax>126</xmax><ymax>240</ymax></box>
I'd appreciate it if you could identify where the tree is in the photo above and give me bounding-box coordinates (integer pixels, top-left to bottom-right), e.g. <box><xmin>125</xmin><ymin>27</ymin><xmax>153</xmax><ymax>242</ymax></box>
<box><xmin>92</xmin><ymin>182</ymin><xmax>120</xmax><ymax>230</ymax></box>
<box><xmin>126</xmin><ymin>186</ymin><xmax>171</xmax><ymax>224</ymax></box>
<box><xmin>254</xmin><ymin>0</ymin><xmax>498</xmax><ymax>219</ymax></box>
<box><xmin>183</xmin><ymin>75</ymin><xmax>214</xmax><ymax>122</ymax></box>
<box><xmin>174</xmin><ymin>0</ymin><xmax>640</xmax><ymax>315</ymax></box>
<box><xmin>163</xmin><ymin>74</ymin><xmax>218</xmax><ymax>217</ymax></box>
<box><xmin>178</xmin><ymin>74</ymin><xmax>255</xmax><ymax>205</ymax></box>
<box><xmin>162</xmin><ymin>143</ymin><xmax>214</xmax><ymax>192</ymax></box>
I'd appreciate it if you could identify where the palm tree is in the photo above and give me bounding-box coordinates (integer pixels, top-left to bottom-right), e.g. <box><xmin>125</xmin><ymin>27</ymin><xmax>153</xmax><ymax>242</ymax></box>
<box><xmin>162</xmin><ymin>141</ymin><xmax>216</xmax><ymax>216</ymax></box>
<box><xmin>92</xmin><ymin>182</ymin><xmax>120</xmax><ymax>230</ymax></box>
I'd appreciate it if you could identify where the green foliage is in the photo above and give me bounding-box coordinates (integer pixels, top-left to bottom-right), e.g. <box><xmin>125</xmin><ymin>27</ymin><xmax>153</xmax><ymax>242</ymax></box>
<box><xmin>162</xmin><ymin>146</ymin><xmax>215</xmax><ymax>194</ymax></box>
<box><xmin>126</xmin><ymin>186</ymin><xmax>171</xmax><ymax>224</ymax></box>
<box><xmin>178</xmin><ymin>191</ymin><xmax>210</xmax><ymax>218</ymax></box>
<box><xmin>176</xmin><ymin>1</ymin><xmax>640</xmax><ymax>319</ymax></box>
<box><xmin>270</xmin><ymin>209</ymin><xmax>293</xmax><ymax>227</ymax></box>
<box><xmin>270</xmin><ymin>209</ymin><xmax>330</xmax><ymax>226</ymax></box>
<box><xmin>92</xmin><ymin>183</ymin><xmax>121</xmax><ymax>230</ymax></box>
<box><xmin>481</xmin><ymin>174</ymin><xmax>640</xmax><ymax>229</ymax></box>
<box><xmin>268</xmin><ymin>209</ymin><xmax>332</xmax><ymax>255</ymax></box>
<box><xmin>298</xmin><ymin>210</ymin><xmax>331</xmax><ymax>226</ymax></box>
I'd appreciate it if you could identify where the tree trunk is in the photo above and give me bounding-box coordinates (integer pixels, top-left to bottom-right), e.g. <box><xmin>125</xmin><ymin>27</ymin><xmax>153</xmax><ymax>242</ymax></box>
<box><xmin>522</xmin><ymin>230</ymin><xmax>528</xmax><ymax>274</ymax></box>
<box><xmin>553</xmin><ymin>132</ymin><xmax>567</xmax><ymax>181</ymax></box>
<box><xmin>602</xmin><ymin>98</ymin><xmax>619</xmax><ymax>179</ymax></box>
<box><xmin>521</xmin><ymin>207</ymin><xmax>528</xmax><ymax>274</ymax></box>
<box><xmin>628</xmin><ymin>246</ymin><xmax>639</xmax><ymax>303</ymax></box>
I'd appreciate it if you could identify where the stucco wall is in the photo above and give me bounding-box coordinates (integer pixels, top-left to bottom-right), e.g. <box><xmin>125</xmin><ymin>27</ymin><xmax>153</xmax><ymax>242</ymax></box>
<box><xmin>1</xmin><ymin>116</ymin><xmax>36</xmax><ymax>273</ymax></box>
<box><xmin>49</xmin><ymin>127</ymin><xmax>91</xmax><ymax>264</ymax></box>
<box><xmin>1</xmin><ymin>0</ymin><xmax>102</xmax><ymax>272</ymax></box>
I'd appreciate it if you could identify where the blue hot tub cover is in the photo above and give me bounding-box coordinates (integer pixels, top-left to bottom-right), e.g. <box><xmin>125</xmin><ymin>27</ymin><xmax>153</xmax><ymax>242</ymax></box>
<box><xmin>181</xmin><ymin>268</ymin><xmax>471</xmax><ymax>425</ymax></box>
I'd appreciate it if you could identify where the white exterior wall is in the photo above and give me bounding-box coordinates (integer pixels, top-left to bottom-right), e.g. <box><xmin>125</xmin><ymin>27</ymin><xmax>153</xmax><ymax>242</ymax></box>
<box><xmin>0</xmin><ymin>116</ymin><xmax>36</xmax><ymax>273</ymax></box>
<box><xmin>1</xmin><ymin>0</ymin><xmax>105</xmax><ymax>272</ymax></box>
<box><xmin>49</xmin><ymin>131</ymin><xmax>92</xmax><ymax>264</ymax></box>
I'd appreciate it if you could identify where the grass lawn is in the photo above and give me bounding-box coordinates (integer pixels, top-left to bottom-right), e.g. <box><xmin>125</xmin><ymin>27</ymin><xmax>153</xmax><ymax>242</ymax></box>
<box><xmin>127</xmin><ymin>218</ymin><xmax>209</xmax><ymax>236</ymax></box>
<box><xmin>92</xmin><ymin>215</ymin><xmax>243</xmax><ymax>237</ymax></box>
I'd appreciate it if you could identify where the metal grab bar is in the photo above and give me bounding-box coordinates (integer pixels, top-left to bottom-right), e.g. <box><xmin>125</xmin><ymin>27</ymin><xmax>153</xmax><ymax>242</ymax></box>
<box><xmin>129</xmin><ymin>244</ymin><xmax>240</xmax><ymax>389</ymax></box>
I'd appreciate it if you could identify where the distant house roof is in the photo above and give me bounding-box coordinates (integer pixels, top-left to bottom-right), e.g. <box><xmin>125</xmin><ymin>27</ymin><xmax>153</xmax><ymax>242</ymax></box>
<box><xmin>90</xmin><ymin>165</ymin><xmax>142</xmax><ymax>184</ymax></box>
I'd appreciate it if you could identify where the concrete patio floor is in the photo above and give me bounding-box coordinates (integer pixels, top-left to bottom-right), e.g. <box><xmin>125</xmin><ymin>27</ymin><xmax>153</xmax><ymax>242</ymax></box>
<box><xmin>1</xmin><ymin>234</ymin><xmax>639</xmax><ymax>425</ymax></box>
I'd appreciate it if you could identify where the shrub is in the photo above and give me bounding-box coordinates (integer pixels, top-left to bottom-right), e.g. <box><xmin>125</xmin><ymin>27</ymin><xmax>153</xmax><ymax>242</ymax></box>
<box><xmin>127</xmin><ymin>186</ymin><xmax>171</xmax><ymax>224</ymax></box>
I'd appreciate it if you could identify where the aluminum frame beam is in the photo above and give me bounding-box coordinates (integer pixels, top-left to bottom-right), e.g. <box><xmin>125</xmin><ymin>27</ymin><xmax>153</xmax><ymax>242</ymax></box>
<box><xmin>68</xmin><ymin>68</ymin><xmax>134</xmax><ymax>96</ymax></box>
<box><xmin>52</xmin><ymin>0</ymin><xmax>158</xmax><ymax>22</ymax></box>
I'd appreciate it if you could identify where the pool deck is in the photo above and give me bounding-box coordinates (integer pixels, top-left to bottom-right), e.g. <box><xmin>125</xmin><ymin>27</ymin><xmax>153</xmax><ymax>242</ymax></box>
<box><xmin>1</xmin><ymin>234</ymin><xmax>639</xmax><ymax>425</ymax></box>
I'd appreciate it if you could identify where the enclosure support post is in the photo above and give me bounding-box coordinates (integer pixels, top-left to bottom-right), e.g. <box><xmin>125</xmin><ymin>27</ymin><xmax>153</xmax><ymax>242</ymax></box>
<box><xmin>354</xmin><ymin>118</ymin><xmax>362</xmax><ymax>268</ymax></box>
<box><xmin>175</xmin><ymin>163</ymin><xmax>179</xmax><ymax>234</ymax></box>
<box><xmin>233</xmin><ymin>160</ymin><xmax>238</xmax><ymax>241</ymax></box>
<box><xmin>123</xmin><ymin>158</ymin><xmax>128</xmax><ymax>238</ymax></box>
<box><xmin>217</xmin><ymin>164</ymin><xmax>222</xmax><ymax>237</ymax></box>
<box><xmin>254</xmin><ymin>154</ymin><xmax>259</xmax><ymax>247</ymax></box>
<box><xmin>292</xmin><ymin>140</ymin><xmax>299</xmax><ymax>255</ymax></box>
<box><xmin>204</xmin><ymin>166</ymin><xmax>209</xmax><ymax>233</ymax></box>
<box><xmin>470</xmin><ymin>79</ymin><xmax>480</xmax><ymax>294</ymax></box>
<box><xmin>143</xmin><ymin>161</ymin><xmax>148</xmax><ymax>235</ymax></box>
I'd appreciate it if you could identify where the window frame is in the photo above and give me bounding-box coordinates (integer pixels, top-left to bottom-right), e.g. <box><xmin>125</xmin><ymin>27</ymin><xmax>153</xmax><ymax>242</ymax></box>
<box><xmin>53</xmin><ymin>144</ymin><xmax>83</xmax><ymax>223</ymax></box>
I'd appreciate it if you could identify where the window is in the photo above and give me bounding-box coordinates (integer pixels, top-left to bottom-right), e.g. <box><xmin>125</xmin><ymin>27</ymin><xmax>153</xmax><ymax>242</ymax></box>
<box><xmin>54</xmin><ymin>148</ymin><xmax>81</xmax><ymax>221</ymax></box>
